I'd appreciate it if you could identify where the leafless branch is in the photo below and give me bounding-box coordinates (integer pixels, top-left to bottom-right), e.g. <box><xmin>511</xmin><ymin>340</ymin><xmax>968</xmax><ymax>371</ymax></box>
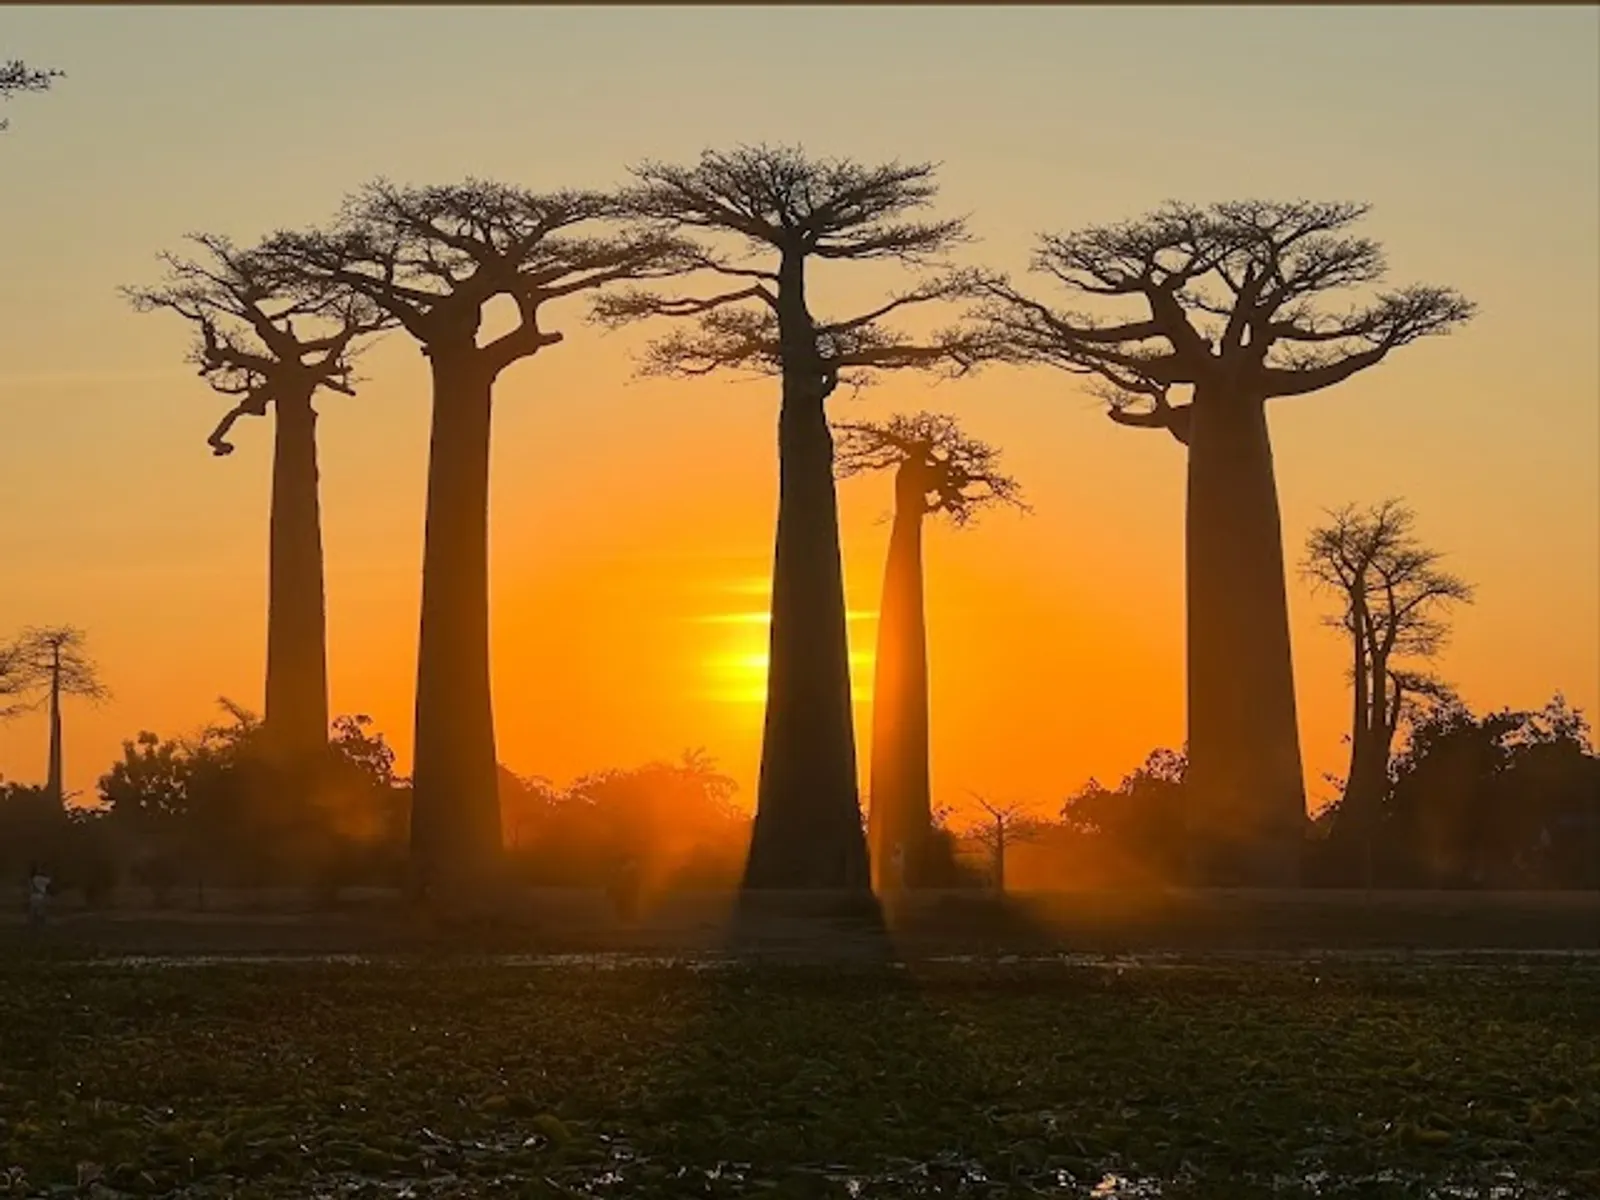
<box><xmin>0</xmin><ymin>59</ymin><xmax>60</xmax><ymax>131</ymax></box>
<box><xmin>258</xmin><ymin>179</ymin><xmax>695</xmax><ymax>379</ymax></box>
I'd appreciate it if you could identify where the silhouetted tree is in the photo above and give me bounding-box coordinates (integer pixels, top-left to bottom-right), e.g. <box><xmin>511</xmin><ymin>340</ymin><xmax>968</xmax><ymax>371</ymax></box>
<box><xmin>0</xmin><ymin>60</ymin><xmax>60</xmax><ymax>131</ymax></box>
<box><xmin>1303</xmin><ymin>500</ymin><xmax>1473</xmax><ymax>881</ymax></box>
<box><xmin>126</xmin><ymin>236</ymin><xmax>387</xmax><ymax>767</ymax></box>
<box><xmin>597</xmin><ymin>145</ymin><xmax>993</xmax><ymax>890</ymax></box>
<box><xmin>1061</xmin><ymin>748</ymin><xmax>1189</xmax><ymax>884</ymax></box>
<box><xmin>833</xmin><ymin>412</ymin><xmax>1026</xmax><ymax>891</ymax></box>
<box><xmin>263</xmin><ymin>180</ymin><xmax>688</xmax><ymax>897</ymax></box>
<box><xmin>968</xmin><ymin>794</ymin><xmax>1042</xmax><ymax>894</ymax></box>
<box><xmin>981</xmin><ymin>201</ymin><xmax>1474</xmax><ymax>884</ymax></box>
<box><xmin>11</xmin><ymin>627</ymin><xmax>107</xmax><ymax>806</ymax></box>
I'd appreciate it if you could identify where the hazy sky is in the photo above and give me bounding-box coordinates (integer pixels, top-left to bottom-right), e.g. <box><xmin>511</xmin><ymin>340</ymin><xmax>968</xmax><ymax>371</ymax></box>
<box><xmin>1</xmin><ymin>5</ymin><xmax>1596</xmax><ymax>818</ymax></box>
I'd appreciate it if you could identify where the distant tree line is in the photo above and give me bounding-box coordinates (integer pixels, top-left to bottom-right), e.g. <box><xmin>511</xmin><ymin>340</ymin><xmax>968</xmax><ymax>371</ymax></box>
<box><xmin>6</xmin><ymin>680</ymin><xmax>1593</xmax><ymax>909</ymax></box>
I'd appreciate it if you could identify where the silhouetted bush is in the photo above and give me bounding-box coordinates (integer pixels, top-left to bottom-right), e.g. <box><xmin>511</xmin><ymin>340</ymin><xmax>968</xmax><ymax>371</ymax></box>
<box><xmin>502</xmin><ymin>750</ymin><xmax>750</xmax><ymax>896</ymax></box>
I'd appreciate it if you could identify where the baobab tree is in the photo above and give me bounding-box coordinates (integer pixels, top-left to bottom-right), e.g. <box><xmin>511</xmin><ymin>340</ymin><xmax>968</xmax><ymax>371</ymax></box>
<box><xmin>968</xmin><ymin>794</ymin><xmax>1042</xmax><ymax>895</ymax></box>
<box><xmin>833</xmin><ymin>412</ymin><xmax>1026</xmax><ymax>891</ymax></box>
<box><xmin>596</xmin><ymin>145</ymin><xmax>994</xmax><ymax>890</ymax></box>
<box><xmin>125</xmin><ymin>235</ymin><xmax>387</xmax><ymax>768</ymax></box>
<box><xmin>12</xmin><ymin>626</ymin><xmax>107</xmax><ymax>806</ymax></box>
<box><xmin>1303</xmin><ymin>499</ymin><xmax>1473</xmax><ymax>882</ymax></box>
<box><xmin>0</xmin><ymin>59</ymin><xmax>59</xmax><ymax>130</ymax></box>
<box><xmin>262</xmin><ymin>180</ymin><xmax>689</xmax><ymax>895</ymax></box>
<box><xmin>980</xmin><ymin>201</ymin><xmax>1474</xmax><ymax>884</ymax></box>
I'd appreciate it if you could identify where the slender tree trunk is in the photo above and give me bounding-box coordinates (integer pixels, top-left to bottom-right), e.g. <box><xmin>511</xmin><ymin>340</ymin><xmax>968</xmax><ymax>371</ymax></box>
<box><xmin>45</xmin><ymin>644</ymin><xmax>62</xmax><ymax>807</ymax></box>
<box><xmin>1183</xmin><ymin>389</ymin><xmax>1306</xmax><ymax>886</ymax></box>
<box><xmin>744</xmin><ymin>252</ymin><xmax>870</xmax><ymax>891</ymax></box>
<box><xmin>410</xmin><ymin>352</ymin><xmax>503</xmax><ymax>896</ymax></box>
<box><xmin>867</xmin><ymin>473</ymin><xmax>931</xmax><ymax>893</ymax></box>
<box><xmin>262</xmin><ymin>390</ymin><xmax>330</xmax><ymax>767</ymax></box>
<box><xmin>1335</xmin><ymin>601</ymin><xmax>1378</xmax><ymax>876</ymax></box>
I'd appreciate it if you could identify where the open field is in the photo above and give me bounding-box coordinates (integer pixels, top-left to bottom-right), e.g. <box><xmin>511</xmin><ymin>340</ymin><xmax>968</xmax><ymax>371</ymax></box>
<box><xmin>5</xmin><ymin>887</ymin><xmax>1599</xmax><ymax>959</ymax></box>
<box><xmin>2</xmin><ymin>951</ymin><xmax>1598</xmax><ymax>1199</ymax></box>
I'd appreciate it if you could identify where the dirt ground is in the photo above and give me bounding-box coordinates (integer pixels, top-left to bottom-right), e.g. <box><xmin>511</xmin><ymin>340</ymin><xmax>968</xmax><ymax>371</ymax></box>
<box><xmin>5</xmin><ymin>886</ymin><xmax>1598</xmax><ymax>960</ymax></box>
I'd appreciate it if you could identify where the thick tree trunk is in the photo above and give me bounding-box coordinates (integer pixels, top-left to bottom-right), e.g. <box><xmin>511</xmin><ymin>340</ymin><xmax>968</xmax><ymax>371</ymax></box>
<box><xmin>867</xmin><ymin>474</ymin><xmax>931</xmax><ymax>893</ymax></box>
<box><xmin>261</xmin><ymin>391</ymin><xmax>330</xmax><ymax>767</ymax></box>
<box><xmin>1183</xmin><ymin>389</ymin><xmax>1306</xmax><ymax>886</ymax></box>
<box><xmin>409</xmin><ymin>353</ymin><xmax>503</xmax><ymax>896</ymax></box>
<box><xmin>743</xmin><ymin>252</ymin><xmax>870</xmax><ymax>891</ymax></box>
<box><xmin>45</xmin><ymin>646</ymin><xmax>61</xmax><ymax>807</ymax></box>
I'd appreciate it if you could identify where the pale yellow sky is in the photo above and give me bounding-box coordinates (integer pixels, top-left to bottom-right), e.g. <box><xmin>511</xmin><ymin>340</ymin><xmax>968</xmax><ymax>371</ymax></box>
<box><xmin>1</xmin><ymin>6</ymin><xmax>1595</xmax><ymax>816</ymax></box>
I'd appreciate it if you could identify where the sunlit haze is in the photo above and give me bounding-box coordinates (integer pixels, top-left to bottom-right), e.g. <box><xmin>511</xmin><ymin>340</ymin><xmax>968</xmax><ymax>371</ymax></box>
<box><xmin>0</xmin><ymin>5</ymin><xmax>1595</xmax><ymax>821</ymax></box>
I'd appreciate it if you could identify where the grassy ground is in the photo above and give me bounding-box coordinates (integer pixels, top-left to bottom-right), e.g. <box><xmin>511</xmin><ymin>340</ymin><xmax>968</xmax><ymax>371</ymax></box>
<box><xmin>3</xmin><ymin>952</ymin><xmax>1597</xmax><ymax>1198</ymax></box>
<box><xmin>6</xmin><ymin>887</ymin><xmax>1600</xmax><ymax>959</ymax></box>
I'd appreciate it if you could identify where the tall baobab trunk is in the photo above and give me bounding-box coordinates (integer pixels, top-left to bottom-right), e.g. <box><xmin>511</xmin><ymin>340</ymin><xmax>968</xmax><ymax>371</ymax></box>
<box><xmin>744</xmin><ymin>253</ymin><xmax>870</xmax><ymax>891</ymax></box>
<box><xmin>1183</xmin><ymin>390</ymin><xmax>1306</xmax><ymax>885</ymax></box>
<box><xmin>261</xmin><ymin>390</ymin><xmax>330</xmax><ymax>766</ymax></box>
<box><xmin>45</xmin><ymin>643</ymin><xmax>62</xmax><ymax>807</ymax></box>
<box><xmin>867</xmin><ymin>464</ymin><xmax>932</xmax><ymax>893</ymax></box>
<box><xmin>410</xmin><ymin>352</ymin><xmax>503</xmax><ymax>894</ymax></box>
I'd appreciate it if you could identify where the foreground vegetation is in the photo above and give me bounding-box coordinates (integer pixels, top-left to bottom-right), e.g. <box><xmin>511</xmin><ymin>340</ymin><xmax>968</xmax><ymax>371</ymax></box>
<box><xmin>3</xmin><ymin>956</ymin><xmax>1596</xmax><ymax>1198</ymax></box>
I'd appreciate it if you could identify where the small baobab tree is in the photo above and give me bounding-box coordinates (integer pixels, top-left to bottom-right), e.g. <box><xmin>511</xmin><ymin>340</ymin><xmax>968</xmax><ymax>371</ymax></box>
<box><xmin>126</xmin><ymin>235</ymin><xmax>388</xmax><ymax>768</ymax></box>
<box><xmin>12</xmin><ymin>626</ymin><xmax>107</xmax><ymax>806</ymax></box>
<box><xmin>1302</xmin><ymin>499</ymin><xmax>1473</xmax><ymax>881</ymax></box>
<box><xmin>596</xmin><ymin>145</ymin><xmax>994</xmax><ymax>891</ymax></box>
<box><xmin>980</xmin><ymin>201</ymin><xmax>1474</xmax><ymax>884</ymax></box>
<box><xmin>833</xmin><ymin>412</ymin><xmax>1027</xmax><ymax>892</ymax></box>
<box><xmin>968</xmin><ymin>793</ymin><xmax>1042</xmax><ymax>895</ymax></box>
<box><xmin>262</xmin><ymin>180</ymin><xmax>689</xmax><ymax>895</ymax></box>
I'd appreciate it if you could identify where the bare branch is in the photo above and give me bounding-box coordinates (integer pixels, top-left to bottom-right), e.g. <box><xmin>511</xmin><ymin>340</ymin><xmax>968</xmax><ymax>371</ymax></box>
<box><xmin>259</xmin><ymin>180</ymin><xmax>692</xmax><ymax>379</ymax></box>
<box><xmin>0</xmin><ymin>59</ymin><xmax>60</xmax><ymax>132</ymax></box>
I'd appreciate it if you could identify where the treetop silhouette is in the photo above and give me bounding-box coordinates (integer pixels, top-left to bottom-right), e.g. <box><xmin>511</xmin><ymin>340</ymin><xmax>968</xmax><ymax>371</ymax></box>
<box><xmin>981</xmin><ymin>200</ymin><xmax>1475</xmax><ymax>441</ymax></box>
<box><xmin>124</xmin><ymin>234</ymin><xmax>388</xmax><ymax>455</ymax></box>
<box><xmin>595</xmin><ymin>145</ymin><xmax>996</xmax><ymax>393</ymax></box>
<box><xmin>264</xmin><ymin>179</ymin><xmax>693</xmax><ymax>374</ymax></box>
<box><xmin>833</xmin><ymin>411</ymin><xmax>1028</xmax><ymax>528</ymax></box>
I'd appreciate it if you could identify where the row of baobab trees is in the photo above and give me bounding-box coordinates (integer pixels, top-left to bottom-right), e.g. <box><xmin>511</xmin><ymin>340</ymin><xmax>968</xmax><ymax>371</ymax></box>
<box><xmin>121</xmin><ymin>143</ymin><xmax>1473</xmax><ymax>898</ymax></box>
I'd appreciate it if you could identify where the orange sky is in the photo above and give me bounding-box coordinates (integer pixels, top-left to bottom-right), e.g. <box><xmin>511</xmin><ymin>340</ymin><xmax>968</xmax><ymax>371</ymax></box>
<box><xmin>1</xmin><ymin>7</ymin><xmax>1596</xmax><ymax>824</ymax></box>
